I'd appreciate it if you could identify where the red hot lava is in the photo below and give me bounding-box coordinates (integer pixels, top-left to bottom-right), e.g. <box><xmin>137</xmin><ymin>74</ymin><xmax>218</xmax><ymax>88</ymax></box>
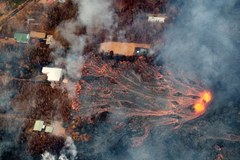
<box><xmin>194</xmin><ymin>91</ymin><xmax>212</xmax><ymax>114</ymax></box>
<box><xmin>68</xmin><ymin>54</ymin><xmax>213</xmax><ymax>146</ymax></box>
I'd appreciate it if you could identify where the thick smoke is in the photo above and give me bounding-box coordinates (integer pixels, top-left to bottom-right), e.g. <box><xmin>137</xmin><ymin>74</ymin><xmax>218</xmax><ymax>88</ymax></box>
<box><xmin>143</xmin><ymin>0</ymin><xmax>240</xmax><ymax>159</ymax></box>
<box><xmin>53</xmin><ymin>0</ymin><xmax>115</xmax><ymax>94</ymax></box>
<box><xmin>78</xmin><ymin>0</ymin><xmax>114</xmax><ymax>31</ymax></box>
<box><xmin>159</xmin><ymin>0</ymin><xmax>240</xmax><ymax>95</ymax></box>
<box><xmin>59</xmin><ymin>137</ymin><xmax>77</xmax><ymax>160</ymax></box>
<box><xmin>41</xmin><ymin>151</ymin><xmax>56</xmax><ymax>160</ymax></box>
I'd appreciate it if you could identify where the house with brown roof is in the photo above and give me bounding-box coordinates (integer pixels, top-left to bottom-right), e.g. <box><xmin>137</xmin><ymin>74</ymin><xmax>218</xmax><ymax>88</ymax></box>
<box><xmin>0</xmin><ymin>37</ymin><xmax>16</xmax><ymax>46</ymax></box>
<box><xmin>29</xmin><ymin>31</ymin><xmax>46</xmax><ymax>44</ymax></box>
<box><xmin>99</xmin><ymin>42</ymin><xmax>150</xmax><ymax>56</ymax></box>
<box><xmin>30</xmin><ymin>31</ymin><xmax>46</xmax><ymax>39</ymax></box>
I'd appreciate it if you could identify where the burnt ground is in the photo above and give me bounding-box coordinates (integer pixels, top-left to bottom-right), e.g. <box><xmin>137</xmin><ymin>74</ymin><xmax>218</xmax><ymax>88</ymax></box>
<box><xmin>0</xmin><ymin>48</ymin><xmax>240</xmax><ymax>160</ymax></box>
<box><xmin>71</xmin><ymin>54</ymin><xmax>240</xmax><ymax>160</ymax></box>
<box><xmin>0</xmin><ymin>0</ymin><xmax>240</xmax><ymax>160</ymax></box>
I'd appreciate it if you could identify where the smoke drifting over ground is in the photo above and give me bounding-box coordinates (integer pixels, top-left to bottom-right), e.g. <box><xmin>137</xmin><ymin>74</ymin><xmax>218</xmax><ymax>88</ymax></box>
<box><xmin>0</xmin><ymin>0</ymin><xmax>240</xmax><ymax>160</ymax></box>
<box><xmin>41</xmin><ymin>137</ymin><xmax>77</xmax><ymax>160</ymax></box>
<box><xmin>159</xmin><ymin>0</ymin><xmax>240</xmax><ymax>95</ymax></box>
<box><xmin>77</xmin><ymin>0</ymin><xmax>114</xmax><ymax>30</ymax></box>
<box><xmin>149</xmin><ymin>0</ymin><xmax>240</xmax><ymax>159</ymax></box>
<box><xmin>54</xmin><ymin>0</ymin><xmax>115</xmax><ymax>94</ymax></box>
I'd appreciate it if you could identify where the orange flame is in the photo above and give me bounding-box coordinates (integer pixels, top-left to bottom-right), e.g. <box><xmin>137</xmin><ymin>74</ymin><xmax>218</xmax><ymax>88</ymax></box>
<box><xmin>202</xmin><ymin>91</ymin><xmax>212</xmax><ymax>103</ymax></box>
<box><xmin>194</xmin><ymin>91</ymin><xmax>212</xmax><ymax>114</ymax></box>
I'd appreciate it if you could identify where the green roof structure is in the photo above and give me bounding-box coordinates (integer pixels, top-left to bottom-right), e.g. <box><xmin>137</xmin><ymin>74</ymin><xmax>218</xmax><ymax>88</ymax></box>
<box><xmin>14</xmin><ymin>33</ymin><xmax>29</xmax><ymax>43</ymax></box>
<box><xmin>33</xmin><ymin>120</ymin><xmax>44</xmax><ymax>131</ymax></box>
<box><xmin>45</xmin><ymin>126</ymin><xmax>54</xmax><ymax>133</ymax></box>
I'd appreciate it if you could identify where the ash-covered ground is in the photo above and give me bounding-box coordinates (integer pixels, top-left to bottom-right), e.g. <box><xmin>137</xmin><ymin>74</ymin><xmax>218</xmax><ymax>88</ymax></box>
<box><xmin>0</xmin><ymin>0</ymin><xmax>240</xmax><ymax>160</ymax></box>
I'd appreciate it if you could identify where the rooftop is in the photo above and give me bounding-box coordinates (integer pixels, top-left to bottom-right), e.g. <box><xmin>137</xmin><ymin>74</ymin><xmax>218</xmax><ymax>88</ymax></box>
<box><xmin>33</xmin><ymin>120</ymin><xmax>44</xmax><ymax>131</ymax></box>
<box><xmin>0</xmin><ymin>37</ymin><xmax>16</xmax><ymax>45</ymax></box>
<box><xmin>46</xmin><ymin>35</ymin><xmax>53</xmax><ymax>45</ymax></box>
<box><xmin>14</xmin><ymin>33</ymin><xmax>29</xmax><ymax>43</ymax></box>
<box><xmin>99</xmin><ymin>42</ymin><xmax>150</xmax><ymax>56</ymax></box>
<box><xmin>42</xmin><ymin>67</ymin><xmax>63</xmax><ymax>82</ymax></box>
<box><xmin>45</xmin><ymin>126</ymin><xmax>54</xmax><ymax>133</ymax></box>
<box><xmin>147</xmin><ymin>14</ymin><xmax>168</xmax><ymax>23</ymax></box>
<box><xmin>30</xmin><ymin>31</ymin><xmax>46</xmax><ymax>39</ymax></box>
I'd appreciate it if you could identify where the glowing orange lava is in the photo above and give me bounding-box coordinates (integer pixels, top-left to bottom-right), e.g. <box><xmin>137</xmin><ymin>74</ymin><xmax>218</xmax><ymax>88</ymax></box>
<box><xmin>194</xmin><ymin>91</ymin><xmax>212</xmax><ymax>114</ymax></box>
<box><xmin>202</xmin><ymin>91</ymin><xmax>212</xmax><ymax>103</ymax></box>
<box><xmin>194</xmin><ymin>102</ymin><xmax>206</xmax><ymax>113</ymax></box>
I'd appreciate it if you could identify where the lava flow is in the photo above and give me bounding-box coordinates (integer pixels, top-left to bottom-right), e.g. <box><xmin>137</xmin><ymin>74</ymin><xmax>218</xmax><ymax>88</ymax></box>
<box><xmin>194</xmin><ymin>91</ymin><xmax>212</xmax><ymax>114</ymax></box>
<box><xmin>71</xmin><ymin>54</ymin><xmax>213</xmax><ymax>146</ymax></box>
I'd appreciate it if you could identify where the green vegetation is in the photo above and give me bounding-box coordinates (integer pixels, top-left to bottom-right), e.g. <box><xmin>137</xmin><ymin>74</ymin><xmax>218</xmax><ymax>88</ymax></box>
<box><xmin>0</xmin><ymin>0</ymin><xmax>28</xmax><ymax>9</ymax></box>
<box><xmin>12</xmin><ymin>0</ymin><xmax>27</xmax><ymax>5</ymax></box>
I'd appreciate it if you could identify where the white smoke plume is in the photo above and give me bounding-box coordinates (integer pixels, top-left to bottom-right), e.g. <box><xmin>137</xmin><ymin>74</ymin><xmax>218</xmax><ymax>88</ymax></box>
<box><xmin>41</xmin><ymin>151</ymin><xmax>56</xmax><ymax>160</ymax></box>
<box><xmin>158</xmin><ymin>0</ymin><xmax>240</xmax><ymax>95</ymax></box>
<box><xmin>59</xmin><ymin>136</ymin><xmax>77</xmax><ymax>160</ymax></box>
<box><xmin>65</xmin><ymin>51</ymin><xmax>85</xmax><ymax>80</ymax></box>
<box><xmin>41</xmin><ymin>137</ymin><xmax>77</xmax><ymax>160</ymax></box>
<box><xmin>77</xmin><ymin>0</ymin><xmax>114</xmax><ymax>31</ymax></box>
<box><xmin>51</xmin><ymin>0</ymin><xmax>115</xmax><ymax>94</ymax></box>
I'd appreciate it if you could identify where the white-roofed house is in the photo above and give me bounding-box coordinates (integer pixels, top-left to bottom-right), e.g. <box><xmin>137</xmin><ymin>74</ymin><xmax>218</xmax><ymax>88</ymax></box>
<box><xmin>46</xmin><ymin>35</ymin><xmax>53</xmax><ymax>45</ymax></box>
<box><xmin>42</xmin><ymin>67</ymin><xmax>63</xmax><ymax>82</ymax></box>
<box><xmin>147</xmin><ymin>14</ymin><xmax>168</xmax><ymax>23</ymax></box>
<box><xmin>33</xmin><ymin>120</ymin><xmax>45</xmax><ymax>131</ymax></box>
<box><xmin>45</xmin><ymin>126</ymin><xmax>54</xmax><ymax>133</ymax></box>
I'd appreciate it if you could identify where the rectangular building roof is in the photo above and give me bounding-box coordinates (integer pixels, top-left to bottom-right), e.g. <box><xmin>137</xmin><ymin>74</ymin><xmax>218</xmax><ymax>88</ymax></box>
<box><xmin>45</xmin><ymin>126</ymin><xmax>54</xmax><ymax>133</ymax></box>
<box><xmin>147</xmin><ymin>14</ymin><xmax>168</xmax><ymax>23</ymax></box>
<box><xmin>46</xmin><ymin>35</ymin><xmax>53</xmax><ymax>45</ymax></box>
<box><xmin>42</xmin><ymin>67</ymin><xmax>63</xmax><ymax>82</ymax></box>
<box><xmin>14</xmin><ymin>33</ymin><xmax>29</xmax><ymax>43</ymax></box>
<box><xmin>0</xmin><ymin>38</ymin><xmax>16</xmax><ymax>45</ymax></box>
<box><xmin>99</xmin><ymin>42</ymin><xmax>150</xmax><ymax>56</ymax></box>
<box><xmin>30</xmin><ymin>31</ymin><xmax>46</xmax><ymax>39</ymax></box>
<box><xmin>33</xmin><ymin>120</ymin><xmax>44</xmax><ymax>131</ymax></box>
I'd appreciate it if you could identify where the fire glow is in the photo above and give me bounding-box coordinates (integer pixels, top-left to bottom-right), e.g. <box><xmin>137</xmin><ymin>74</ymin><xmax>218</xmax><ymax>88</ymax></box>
<box><xmin>194</xmin><ymin>91</ymin><xmax>212</xmax><ymax>114</ymax></box>
<box><xmin>64</xmin><ymin>54</ymin><xmax>216</xmax><ymax>146</ymax></box>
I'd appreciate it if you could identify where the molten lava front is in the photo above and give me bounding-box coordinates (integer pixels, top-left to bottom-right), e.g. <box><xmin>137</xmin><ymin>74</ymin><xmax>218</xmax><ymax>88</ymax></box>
<box><xmin>194</xmin><ymin>91</ymin><xmax>212</xmax><ymax>114</ymax></box>
<box><xmin>202</xmin><ymin>91</ymin><xmax>212</xmax><ymax>103</ymax></box>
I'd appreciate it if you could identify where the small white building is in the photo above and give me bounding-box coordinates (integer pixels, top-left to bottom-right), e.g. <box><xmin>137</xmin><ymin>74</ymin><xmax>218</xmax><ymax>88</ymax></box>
<box><xmin>45</xmin><ymin>126</ymin><xmax>54</xmax><ymax>133</ymax></box>
<box><xmin>147</xmin><ymin>14</ymin><xmax>168</xmax><ymax>23</ymax></box>
<box><xmin>33</xmin><ymin>120</ymin><xmax>45</xmax><ymax>131</ymax></box>
<box><xmin>42</xmin><ymin>67</ymin><xmax>63</xmax><ymax>82</ymax></box>
<box><xmin>46</xmin><ymin>35</ymin><xmax>53</xmax><ymax>45</ymax></box>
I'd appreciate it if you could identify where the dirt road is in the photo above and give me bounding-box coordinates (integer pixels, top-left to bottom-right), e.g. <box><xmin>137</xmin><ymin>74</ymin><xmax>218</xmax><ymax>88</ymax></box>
<box><xmin>0</xmin><ymin>0</ymin><xmax>34</xmax><ymax>28</ymax></box>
